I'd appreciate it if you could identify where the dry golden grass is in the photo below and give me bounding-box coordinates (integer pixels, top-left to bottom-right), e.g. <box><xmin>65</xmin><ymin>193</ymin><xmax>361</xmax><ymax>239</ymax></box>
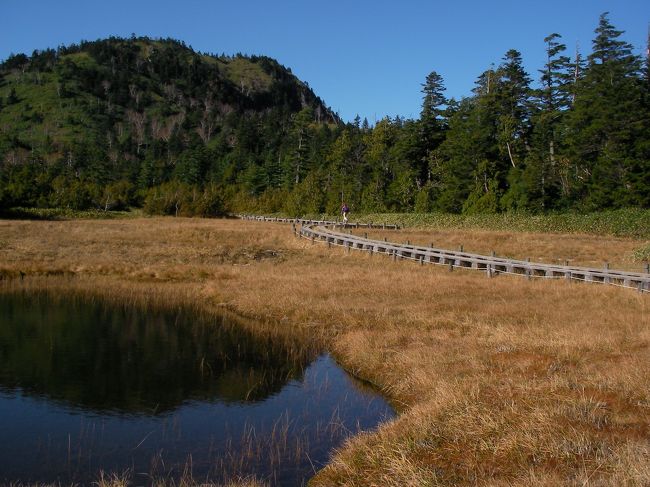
<box><xmin>0</xmin><ymin>217</ymin><xmax>648</xmax><ymax>486</ymax></box>
<box><xmin>362</xmin><ymin>227</ymin><xmax>646</xmax><ymax>271</ymax></box>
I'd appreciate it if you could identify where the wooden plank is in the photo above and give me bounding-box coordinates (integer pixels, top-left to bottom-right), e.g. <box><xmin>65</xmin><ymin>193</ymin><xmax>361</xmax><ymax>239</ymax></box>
<box><xmin>296</xmin><ymin>223</ymin><xmax>650</xmax><ymax>293</ymax></box>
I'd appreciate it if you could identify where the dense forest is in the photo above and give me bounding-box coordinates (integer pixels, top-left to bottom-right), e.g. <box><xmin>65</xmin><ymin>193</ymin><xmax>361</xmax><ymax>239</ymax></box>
<box><xmin>0</xmin><ymin>13</ymin><xmax>648</xmax><ymax>216</ymax></box>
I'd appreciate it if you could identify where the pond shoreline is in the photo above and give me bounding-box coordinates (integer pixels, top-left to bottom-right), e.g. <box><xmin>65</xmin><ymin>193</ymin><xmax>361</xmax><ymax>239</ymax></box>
<box><xmin>0</xmin><ymin>217</ymin><xmax>648</xmax><ymax>486</ymax></box>
<box><xmin>0</xmin><ymin>281</ymin><xmax>395</xmax><ymax>486</ymax></box>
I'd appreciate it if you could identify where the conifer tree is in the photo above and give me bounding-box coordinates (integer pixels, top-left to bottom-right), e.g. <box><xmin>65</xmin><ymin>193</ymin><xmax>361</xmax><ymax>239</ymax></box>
<box><xmin>436</xmin><ymin>96</ymin><xmax>496</xmax><ymax>212</ymax></box>
<box><xmin>418</xmin><ymin>71</ymin><xmax>448</xmax><ymax>190</ymax></box>
<box><xmin>284</xmin><ymin>107</ymin><xmax>314</xmax><ymax>186</ymax></box>
<box><xmin>494</xmin><ymin>49</ymin><xmax>532</xmax><ymax>173</ymax></box>
<box><xmin>420</xmin><ymin>71</ymin><xmax>447</xmax><ymax>132</ymax></box>
<box><xmin>565</xmin><ymin>13</ymin><xmax>644</xmax><ymax>208</ymax></box>
<box><xmin>521</xmin><ymin>33</ymin><xmax>572</xmax><ymax>211</ymax></box>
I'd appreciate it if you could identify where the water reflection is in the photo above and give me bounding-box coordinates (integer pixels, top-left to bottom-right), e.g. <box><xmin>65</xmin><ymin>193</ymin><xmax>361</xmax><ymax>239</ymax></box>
<box><xmin>0</xmin><ymin>293</ymin><xmax>312</xmax><ymax>412</ymax></box>
<box><xmin>0</xmin><ymin>292</ymin><xmax>394</xmax><ymax>485</ymax></box>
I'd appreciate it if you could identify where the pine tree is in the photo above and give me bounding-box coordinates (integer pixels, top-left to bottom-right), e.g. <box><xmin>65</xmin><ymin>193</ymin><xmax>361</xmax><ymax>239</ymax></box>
<box><xmin>443</xmin><ymin>51</ymin><xmax>532</xmax><ymax>213</ymax></box>
<box><xmin>494</xmin><ymin>49</ymin><xmax>532</xmax><ymax>173</ymax></box>
<box><xmin>521</xmin><ymin>33</ymin><xmax>573</xmax><ymax>211</ymax></box>
<box><xmin>419</xmin><ymin>71</ymin><xmax>448</xmax><ymax>188</ymax></box>
<box><xmin>284</xmin><ymin>107</ymin><xmax>314</xmax><ymax>186</ymax></box>
<box><xmin>539</xmin><ymin>34</ymin><xmax>572</xmax><ymax>113</ymax></box>
<box><xmin>436</xmin><ymin>96</ymin><xmax>496</xmax><ymax>212</ymax></box>
<box><xmin>420</xmin><ymin>71</ymin><xmax>447</xmax><ymax>131</ymax></box>
<box><xmin>564</xmin><ymin>13</ymin><xmax>644</xmax><ymax>208</ymax></box>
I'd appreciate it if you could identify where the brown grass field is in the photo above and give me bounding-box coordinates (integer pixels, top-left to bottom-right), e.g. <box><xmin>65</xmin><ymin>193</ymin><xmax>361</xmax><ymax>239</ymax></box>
<box><xmin>362</xmin><ymin>228</ymin><xmax>645</xmax><ymax>272</ymax></box>
<box><xmin>0</xmin><ymin>217</ymin><xmax>648</xmax><ymax>486</ymax></box>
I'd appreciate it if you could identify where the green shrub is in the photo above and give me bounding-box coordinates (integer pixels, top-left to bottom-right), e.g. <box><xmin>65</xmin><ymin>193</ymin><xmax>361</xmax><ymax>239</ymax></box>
<box><xmin>143</xmin><ymin>182</ymin><xmax>225</xmax><ymax>217</ymax></box>
<box><xmin>278</xmin><ymin>208</ymin><xmax>650</xmax><ymax>239</ymax></box>
<box><xmin>632</xmin><ymin>243</ymin><xmax>650</xmax><ymax>263</ymax></box>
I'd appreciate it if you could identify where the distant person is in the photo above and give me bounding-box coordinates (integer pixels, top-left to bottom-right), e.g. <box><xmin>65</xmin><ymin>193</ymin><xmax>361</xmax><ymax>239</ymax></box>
<box><xmin>341</xmin><ymin>203</ymin><xmax>349</xmax><ymax>224</ymax></box>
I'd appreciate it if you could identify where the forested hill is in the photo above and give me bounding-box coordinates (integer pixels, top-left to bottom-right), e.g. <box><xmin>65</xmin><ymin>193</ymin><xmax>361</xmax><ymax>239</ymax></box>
<box><xmin>0</xmin><ymin>36</ymin><xmax>339</xmax><ymax>214</ymax></box>
<box><xmin>1</xmin><ymin>14</ymin><xmax>649</xmax><ymax>216</ymax></box>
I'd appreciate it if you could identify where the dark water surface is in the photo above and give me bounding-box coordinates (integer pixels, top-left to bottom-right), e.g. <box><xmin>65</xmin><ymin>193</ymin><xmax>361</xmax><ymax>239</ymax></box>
<box><xmin>0</xmin><ymin>292</ymin><xmax>394</xmax><ymax>486</ymax></box>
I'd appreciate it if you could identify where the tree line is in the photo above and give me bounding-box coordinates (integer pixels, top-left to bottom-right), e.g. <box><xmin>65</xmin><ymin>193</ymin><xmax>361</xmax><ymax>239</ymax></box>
<box><xmin>0</xmin><ymin>13</ymin><xmax>648</xmax><ymax>216</ymax></box>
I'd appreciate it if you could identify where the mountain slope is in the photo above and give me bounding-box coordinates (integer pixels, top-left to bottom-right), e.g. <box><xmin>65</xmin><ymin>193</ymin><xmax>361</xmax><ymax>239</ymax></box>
<box><xmin>0</xmin><ymin>37</ymin><xmax>339</xmax><ymax>212</ymax></box>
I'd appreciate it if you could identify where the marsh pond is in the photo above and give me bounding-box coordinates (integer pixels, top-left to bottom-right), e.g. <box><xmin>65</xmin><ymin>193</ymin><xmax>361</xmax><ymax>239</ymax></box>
<box><xmin>0</xmin><ymin>292</ymin><xmax>394</xmax><ymax>486</ymax></box>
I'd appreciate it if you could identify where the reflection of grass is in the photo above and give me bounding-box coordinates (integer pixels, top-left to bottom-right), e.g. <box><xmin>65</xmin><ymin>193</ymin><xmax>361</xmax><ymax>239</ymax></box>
<box><xmin>0</xmin><ymin>290</ymin><xmax>315</xmax><ymax>413</ymax></box>
<box><xmin>12</xmin><ymin>471</ymin><xmax>270</xmax><ymax>486</ymax></box>
<box><xmin>1</xmin><ymin>217</ymin><xmax>649</xmax><ymax>485</ymax></box>
<box><xmin>11</xmin><ymin>367</ymin><xmax>373</xmax><ymax>487</ymax></box>
<box><xmin>202</xmin><ymin>402</ymin><xmax>370</xmax><ymax>485</ymax></box>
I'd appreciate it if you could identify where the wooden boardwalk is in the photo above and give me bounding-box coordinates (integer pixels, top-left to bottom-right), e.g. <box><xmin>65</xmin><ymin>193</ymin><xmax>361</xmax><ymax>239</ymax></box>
<box><xmin>239</xmin><ymin>214</ymin><xmax>400</xmax><ymax>229</ymax></box>
<box><xmin>239</xmin><ymin>215</ymin><xmax>650</xmax><ymax>293</ymax></box>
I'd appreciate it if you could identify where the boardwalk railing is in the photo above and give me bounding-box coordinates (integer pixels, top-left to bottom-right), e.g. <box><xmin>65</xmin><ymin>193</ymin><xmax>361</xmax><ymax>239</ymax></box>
<box><xmin>237</xmin><ymin>215</ymin><xmax>649</xmax><ymax>293</ymax></box>
<box><xmin>298</xmin><ymin>223</ymin><xmax>650</xmax><ymax>293</ymax></box>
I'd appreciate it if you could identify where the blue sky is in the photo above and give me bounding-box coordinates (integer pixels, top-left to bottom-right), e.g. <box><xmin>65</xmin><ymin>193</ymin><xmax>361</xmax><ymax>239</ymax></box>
<box><xmin>2</xmin><ymin>0</ymin><xmax>648</xmax><ymax>122</ymax></box>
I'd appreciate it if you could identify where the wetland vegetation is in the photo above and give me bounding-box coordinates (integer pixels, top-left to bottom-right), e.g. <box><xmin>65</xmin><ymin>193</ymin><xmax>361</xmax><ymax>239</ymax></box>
<box><xmin>0</xmin><ymin>216</ymin><xmax>648</xmax><ymax>485</ymax></box>
<box><xmin>0</xmin><ymin>289</ymin><xmax>393</xmax><ymax>486</ymax></box>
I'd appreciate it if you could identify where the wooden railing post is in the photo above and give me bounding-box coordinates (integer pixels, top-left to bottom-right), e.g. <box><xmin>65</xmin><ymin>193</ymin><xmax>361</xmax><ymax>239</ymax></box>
<box><xmin>243</xmin><ymin>215</ymin><xmax>646</xmax><ymax>293</ymax></box>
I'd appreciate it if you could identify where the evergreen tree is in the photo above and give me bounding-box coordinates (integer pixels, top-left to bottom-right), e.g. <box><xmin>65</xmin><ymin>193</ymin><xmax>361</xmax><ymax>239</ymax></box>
<box><xmin>564</xmin><ymin>13</ymin><xmax>645</xmax><ymax>208</ymax></box>
<box><xmin>521</xmin><ymin>33</ymin><xmax>572</xmax><ymax>211</ymax></box>
<box><xmin>284</xmin><ymin>107</ymin><xmax>314</xmax><ymax>186</ymax></box>
<box><xmin>539</xmin><ymin>33</ymin><xmax>572</xmax><ymax>113</ymax></box>
<box><xmin>495</xmin><ymin>49</ymin><xmax>532</xmax><ymax>173</ymax></box>
<box><xmin>436</xmin><ymin>97</ymin><xmax>495</xmax><ymax>212</ymax></box>
<box><xmin>420</xmin><ymin>71</ymin><xmax>447</xmax><ymax>132</ymax></box>
<box><xmin>419</xmin><ymin>71</ymin><xmax>448</xmax><ymax>189</ymax></box>
<box><xmin>1</xmin><ymin>33</ymin><xmax>648</xmax><ymax>214</ymax></box>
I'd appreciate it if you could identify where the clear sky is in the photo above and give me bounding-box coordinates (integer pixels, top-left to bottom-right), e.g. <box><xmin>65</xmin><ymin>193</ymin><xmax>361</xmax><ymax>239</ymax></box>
<box><xmin>2</xmin><ymin>0</ymin><xmax>648</xmax><ymax>123</ymax></box>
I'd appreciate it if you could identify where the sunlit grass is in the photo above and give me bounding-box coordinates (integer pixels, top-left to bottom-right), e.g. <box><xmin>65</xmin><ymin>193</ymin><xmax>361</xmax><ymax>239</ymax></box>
<box><xmin>360</xmin><ymin>227</ymin><xmax>647</xmax><ymax>271</ymax></box>
<box><xmin>0</xmin><ymin>216</ymin><xmax>648</xmax><ymax>485</ymax></box>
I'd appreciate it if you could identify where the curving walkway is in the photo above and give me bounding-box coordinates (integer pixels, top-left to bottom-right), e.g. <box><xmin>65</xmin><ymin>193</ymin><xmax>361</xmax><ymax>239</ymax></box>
<box><xmin>240</xmin><ymin>215</ymin><xmax>650</xmax><ymax>293</ymax></box>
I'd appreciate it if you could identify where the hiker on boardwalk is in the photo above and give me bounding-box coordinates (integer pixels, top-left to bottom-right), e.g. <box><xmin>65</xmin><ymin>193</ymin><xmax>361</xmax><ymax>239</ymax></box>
<box><xmin>341</xmin><ymin>203</ymin><xmax>349</xmax><ymax>223</ymax></box>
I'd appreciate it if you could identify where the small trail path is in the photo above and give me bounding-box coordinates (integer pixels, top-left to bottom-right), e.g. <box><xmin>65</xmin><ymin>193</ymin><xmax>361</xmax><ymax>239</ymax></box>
<box><xmin>240</xmin><ymin>215</ymin><xmax>650</xmax><ymax>293</ymax></box>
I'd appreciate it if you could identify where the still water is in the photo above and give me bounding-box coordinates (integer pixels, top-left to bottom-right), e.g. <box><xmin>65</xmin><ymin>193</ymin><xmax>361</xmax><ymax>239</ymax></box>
<box><xmin>0</xmin><ymin>292</ymin><xmax>394</xmax><ymax>486</ymax></box>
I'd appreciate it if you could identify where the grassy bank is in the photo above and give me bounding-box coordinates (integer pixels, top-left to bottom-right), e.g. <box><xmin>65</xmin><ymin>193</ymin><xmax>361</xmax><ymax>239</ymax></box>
<box><xmin>0</xmin><ymin>217</ymin><xmax>648</xmax><ymax>486</ymax></box>
<box><xmin>291</xmin><ymin>208</ymin><xmax>650</xmax><ymax>239</ymax></box>
<box><xmin>4</xmin><ymin>206</ymin><xmax>649</xmax><ymax>238</ymax></box>
<box><xmin>0</xmin><ymin>207</ymin><xmax>139</xmax><ymax>220</ymax></box>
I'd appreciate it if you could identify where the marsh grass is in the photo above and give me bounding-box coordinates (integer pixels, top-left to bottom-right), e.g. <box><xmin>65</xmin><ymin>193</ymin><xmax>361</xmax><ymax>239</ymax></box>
<box><xmin>360</xmin><ymin>227</ymin><xmax>647</xmax><ymax>272</ymax></box>
<box><xmin>1</xmin><ymin>217</ymin><xmax>648</xmax><ymax>486</ymax></box>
